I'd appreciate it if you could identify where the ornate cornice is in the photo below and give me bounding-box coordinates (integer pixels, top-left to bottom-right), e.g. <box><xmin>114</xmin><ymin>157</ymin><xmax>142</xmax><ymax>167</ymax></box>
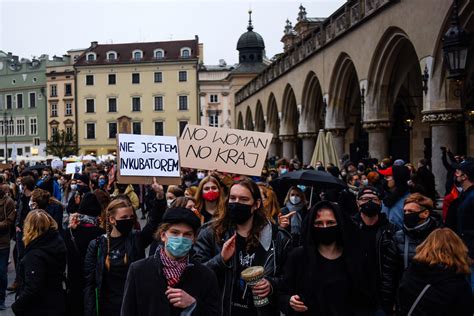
<box><xmin>362</xmin><ymin>120</ymin><xmax>391</xmax><ymax>130</ymax></box>
<box><xmin>326</xmin><ymin>128</ymin><xmax>346</xmax><ymax>137</ymax></box>
<box><xmin>298</xmin><ymin>132</ymin><xmax>318</xmax><ymax>139</ymax></box>
<box><xmin>421</xmin><ymin>111</ymin><xmax>464</xmax><ymax>123</ymax></box>
<box><xmin>280</xmin><ymin>135</ymin><xmax>296</xmax><ymax>142</ymax></box>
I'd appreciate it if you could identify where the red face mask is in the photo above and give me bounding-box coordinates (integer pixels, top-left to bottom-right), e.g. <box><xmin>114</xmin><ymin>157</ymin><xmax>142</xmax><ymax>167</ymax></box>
<box><xmin>203</xmin><ymin>190</ymin><xmax>220</xmax><ymax>202</ymax></box>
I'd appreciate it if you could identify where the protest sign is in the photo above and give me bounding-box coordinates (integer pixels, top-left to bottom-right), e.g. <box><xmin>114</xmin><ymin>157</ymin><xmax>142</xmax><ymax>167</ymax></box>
<box><xmin>65</xmin><ymin>162</ymin><xmax>83</xmax><ymax>174</ymax></box>
<box><xmin>117</xmin><ymin>134</ymin><xmax>181</xmax><ymax>185</ymax></box>
<box><xmin>179</xmin><ymin>125</ymin><xmax>273</xmax><ymax>176</ymax></box>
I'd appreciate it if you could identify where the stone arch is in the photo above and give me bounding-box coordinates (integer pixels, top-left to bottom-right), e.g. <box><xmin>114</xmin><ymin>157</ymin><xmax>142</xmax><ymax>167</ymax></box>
<box><xmin>237</xmin><ymin>111</ymin><xmax>244</xmax><ymax>130</ymax></box>
<box><xmin>301</xmin><ymin>71</ymin><xmax>324</xmax><ymax>133</ymax></box>
<box><xmin>266</xmin><ymin>93</ymin><xmax>281</xmax><ymax>157</ymax></box>
<box><xmin>255</xmin><ymin>101</ymin><xmax>265</xmax><ymax>132</ymax></box>
<box><xmin>245</xmin><ymin>106</ymin><xmax>254</xmax><ymax>131</ymax></box>
<box><xmin>281</xmin><ymin>84</ymin><xmax>300</xmax><ymax>159</ymax></box>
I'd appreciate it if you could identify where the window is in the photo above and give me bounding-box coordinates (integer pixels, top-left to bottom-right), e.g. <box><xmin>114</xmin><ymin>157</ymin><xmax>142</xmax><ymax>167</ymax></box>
<box><xmin>34</xmin><ymin>138</ymin><xmax>40</xmax><ymax>146</ymax></box>
<box><xmin>107</xmin><ymin>51</ymin><xmax>117</xmax><ymax>61</ymax></box>
<box><xmin>108</xmin><ymin>74</ymin><xmax>116</xmax><ymax>85</ymax></box>
<box><xmin>210</xmin><ymin>94</ymin><xmax>219</xmax><ymax>103</ymax></box>
<box><xmin>86</xmin><ymin>123</ymin><xmax>95</xmax><ymax>139</ymax></box>
<box><xmin>16</xmin><ymin>93</ymin><xmax>23</xmax><ymax>109</ymax></box>
<box><xmin>25</xmin><ymin>146</ymin><xmax>30</xmax><ymax>153</ymax></box>
<box><xmin>178</xmin><ymin>71</ymin><xmax>187</xmax><ymax>82</ymax></box>
<box><xmin>66</xmin><ymin>127</ymin><xmax>73</xmax><ymax>140</ymax></box>
<box><xmin>154</xmin><ymin>96</ymin><xmax>164</xmax><ymax>111</ymax></box>
<box><xmin>16</xmin><ymin>118</ymin><xmax>25</xmax><ymax>136</ymax></box>
<box><xmin>209</xmin><ymin>113</ymin><xmax>219</xmax><ymax>127</ymax></box>
<box><xmin>86</xmin><ymin>99</ymin><xmax>95</xmax><ymax>113</ymax></box>
<box><xmin>51</xmin><ymin>103</ymin><xmax>58</xmax><ymax>117</ymax></box>
<box><xmin>154</xmin><ymin>72</ymin><xmax>163</xmax><ymax>83</ymax></box>
<box><xmin>51</xmin><ymin>126</ymin><xmax>58</xmax><ymax>136</ymax></box>
<box><xmin>29</xmin><ymin>117</ymin><xmax>38</xmax><ymax>135</ymax></box>
<box><xmin>50</xmin><ymin>85</ymin><xmax>57</xmax><ymax>97</ymax></box>
<box><xmin>154</xmin><ymin>49</ymin><xmax>164</xmax><ymax>59</ymax></box>
<box><xmin>6</xmin><ymin>95</ymin><xmax>12</xmax><ymax>109</ymax></box>
<box><xmin>29</xmin><ymin>92</ymin><xmax>36</xmax><ymax>108</ymax></box>
<box><xmin>132</xmin><ymin>97</ymin><xmax>141</xmax><ymax>112</ymax></box>
<box><xmin>179</xmin><ymin>121</ymin><xmax>188</xmax><ymax>136</ymax></box>
<box><xmin>86</xmin><ymin>53</ymin><xmax>96</xmax><ymax>61</ymax></box>
<box><xmin>65</xmin><ymin>103</ymin><xmax>72</xmax><ymax>116</ymax></box>
<box><xmin>65</xmin><ymin>84</ymin><xmax>72</xmax><ymax>96</ymax></box>
<box><xmin>154</xmin><ymin>121</ymin><xmax>164</xmax><ymax>136</ymax></box>
<box><xmin>108</xmin><ymin>122</ymin><xmax>117</xmax><ymax>139</ymax></box>
<box><xmin>6</xmin><ymin>119</ymin><xmax>14</xmax><ymax>136</ymax></box>
<box><xmin>17</xmin><ymin>148</ymin><xmax>23</xmax><ymax>156</ymax></box>
<box><xmin>132</xmin><ymin>122</ymin><xmax>141</xmax><ymax>135</ymax></box>
<box><xmin>179</xmin><ymin>95</ymin><xmax>188</xmax><ymax>111</ymax></box>
<box><xmin>0</xmin><ymin>150</ymin><xmax>3</xmax><ymax>157</ymax></box>
<box><xmin>0</xmin><ymin>121</ymin><xmax>3</xmax><ymax>136</ymax></box>
<box><xmin>133</xmin><ymin>50</ymin><xmax>143</xmax><ymax>60</ymax></box>
<box><xmin>132</xmin><ymin>73</ymin><xmax>140</xmax><ymax>84</ymax></box>
<box><xmin>181</xmin><ymin>48</ymin><xmax>191</xmax><ymax>58</ymax></box>
<box><xmin>108</xmin><ymin>98</ymin><xmax>117</xmax><ymax>112</ymax></box>
<box><xmin>86</xmin><ymin>75</ymin><xmax>94</xmax><ymax>86</ymax></box>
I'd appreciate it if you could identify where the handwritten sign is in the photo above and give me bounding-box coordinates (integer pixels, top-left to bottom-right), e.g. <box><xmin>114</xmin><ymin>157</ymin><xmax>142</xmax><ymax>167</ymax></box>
<box><xmin>118</xmin><ymin>134</ymin><xmax>180</xmax><ymax>177</ymax></box>
<box><xmin>179</xmin><ymin>125</ymin><xmax>273</xmax><ymax>176</ymax></box>
<box><xmin>65</xmin><ymin>162</ymin><xmax>83</xmax><ymax>174</ymax></box>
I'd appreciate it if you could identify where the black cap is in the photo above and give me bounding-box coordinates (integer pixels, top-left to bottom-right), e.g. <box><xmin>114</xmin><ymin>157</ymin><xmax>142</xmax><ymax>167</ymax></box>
<box><xmin>78</xmin><ymin>192</ymin><xmax>102</xmax><ymax>217</ymax></box>
<box><xmin>455</xmin><ymin>158</ymin><xmax>474</xmax><ymax>179</ymax></box>
<box><xmin>357</xmin><ymin>186</ymin><xmax>383</xmax><ymax>200</ymax></box>
<box><xmin>74</xmin><ymin>173</ymin><xmax>90</xmax><ymax>185</ymax></box>
<box><xmin>162</xmin><ymin>207</ymin><xmax>201</xmax><ymax>232</ymax></box>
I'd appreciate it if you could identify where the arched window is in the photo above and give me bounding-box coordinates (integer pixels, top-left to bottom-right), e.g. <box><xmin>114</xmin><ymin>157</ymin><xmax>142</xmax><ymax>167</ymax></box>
<box><xmin>106</xmin><ymin>51</ymin><xmax>117</xmax><ymax>61</ymax></box>
<box><xmin>154</xmin><ymin>49</ymin><xmax>164</xmax><ymax>59</ymax></box>
<box><xmin>180</xmin><ymin>47</ymin><xmax>191</xmax><ymax>58</ymax></box>
<box><xmin>86</xmin><ymin>53</ymin><xmax>96</xmax><ymax>61</ymax></box>
<box><xmin>132</xmin><ymin>50</ymin><xmax>143</xmax><ymax>61</ymax></box>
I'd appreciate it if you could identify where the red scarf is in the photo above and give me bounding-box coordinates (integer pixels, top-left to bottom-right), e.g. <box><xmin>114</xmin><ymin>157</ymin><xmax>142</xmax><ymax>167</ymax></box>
<box><xmin>159</xmin><ymin>247</ymin><xmax>188</xmax><ymax>287</ymax></box>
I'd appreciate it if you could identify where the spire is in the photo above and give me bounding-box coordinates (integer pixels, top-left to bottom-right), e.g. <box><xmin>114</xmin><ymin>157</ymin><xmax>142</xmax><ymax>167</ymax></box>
<box><xmin>297</xmin><ymin>4</ymin><xmax>307</xmax><ymax>22</ymax></box>
<box><xmin>247</xmin><ymin>9</ymin><xmax>254</xmax><ymax>31</ymax></box>
<box><xmin>284</xmin><ymin>19</ymin><xmax>293</xmax><ymax>35</ymax></box>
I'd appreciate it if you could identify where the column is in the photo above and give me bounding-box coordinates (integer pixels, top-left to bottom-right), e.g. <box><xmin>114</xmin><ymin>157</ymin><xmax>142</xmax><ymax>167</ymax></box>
<box><xmin>268</xmin><ymin>137</ymin><xmax>281</xmax><ymax>158</ymax></box>
<box><xmin>199</xmin><ymin>92</ymin><xmax>206</xmax><ymax>126</ymax></box>
<box><xmin>222</xmin><ymin>92</ymin><xmax>230</xmax><ymax>128</ymax></box>
<box><xmin>327</xmin><ymin>128</ymin><xmax>346</xmax><ymax>159</ymax></box>
<box><xmin>280</xmin><ymin>135</ymin><xmax>295</xmax><ymax>159</ymax></box>
<box><xmin>298</xmin><ymin>133</ymin><xmax>317</xmax><ymax>165</ymax></box>
<box><xmin>422</xmin><ymin>111</ymin><xmax>463</xmax><ymax>195</ymax></box>
<box><xmin>363</xmin><ymin>121</ymin><xmax>391</xmax><ymax>161</ymax></box>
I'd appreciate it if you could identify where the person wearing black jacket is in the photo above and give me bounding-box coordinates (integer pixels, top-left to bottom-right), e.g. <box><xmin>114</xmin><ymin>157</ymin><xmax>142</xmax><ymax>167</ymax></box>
<box><xmin>193</xmin><ymin>178</ymin><xmax>292</xmax><ymax>316</ymax></box>
<box><xmin>398</xmin><ymin>228</ymin><xmax>472</xmax><ymax>316</ymax></box>
<box><xmin>12</xmin><ymin>210</ymin><xmax>67</xmax><ymax>316</ymax></box>
<box><xmin>121</xmin><ymin>207</ymin><xmax>221</xmax><ymax>316</ymax></box>
<box><xmin>352</xmin><ymin>187</ymin><xmax>398</xmax><ymax>314</ymax></box>
<box><xmin>279</xmin><ymin>200</ymin><xmax>372</xmax><ymax>316</ymax></box>
<box><xmin>64</xmin><ymin>193</ymin><xmax>105</xmax><ymax>316</ymax></box>
<box><xmin>84</xmin><ymin>196</ymin><xmax>158</xmax><ymax>316</ymax></box>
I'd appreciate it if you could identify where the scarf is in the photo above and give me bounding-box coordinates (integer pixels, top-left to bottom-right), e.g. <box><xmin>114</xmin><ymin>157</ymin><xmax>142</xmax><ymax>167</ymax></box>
<box><xmin>285</xmin><ymin>202</ymin><xmax>304</xmax><ymax>235</ymax></box>
<box><xmin>78</xmin><ymin>214</ymin><xmax>98</xmax><ymax>227</ymax></box>
<box><xmin>159</xmin><ymin>247</ymin><xmax>188</xmax><ymax>287</ymax></box>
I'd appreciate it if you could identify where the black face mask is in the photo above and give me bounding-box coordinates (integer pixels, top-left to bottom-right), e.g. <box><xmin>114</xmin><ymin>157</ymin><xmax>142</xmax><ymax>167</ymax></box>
<box><xmin>404</xmin><ymin>211</ymin><xmax>423</xmax><ymax>229</ymax></box>
<box><xmin>360</xmin><ymin>200</ymin><xmax>382</xmax><ymax>217</ymax></box>
<box><xmin>227</xmin><ymin>202</ymin><xmax>253</xmax><ymax>225</ymax></box>
<box><xmin>115</xmin><ymin>218</ymin><xmax>135</xmax><ymax>235</ymax></box>
<box><xmin>312</xmin><ymin>226</ymin><xmax>340</xmax><ymax>245</ymax></box>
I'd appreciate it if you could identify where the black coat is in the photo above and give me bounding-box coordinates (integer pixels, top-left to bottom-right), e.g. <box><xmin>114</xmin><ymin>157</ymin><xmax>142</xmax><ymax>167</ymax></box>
<box><xmin>121</xmin><ymin>253</ymin><xmax>221</xmax><ymax>316</ymax></box>
<box><xmin>398</xmin><ymin>261</ymin><xmax>472</xmax><ymax>315</ymax></box>
<box><xmin>12</xmin><ymin>230</ymin><xmax>67</xmax><ymax>316</ymax></box>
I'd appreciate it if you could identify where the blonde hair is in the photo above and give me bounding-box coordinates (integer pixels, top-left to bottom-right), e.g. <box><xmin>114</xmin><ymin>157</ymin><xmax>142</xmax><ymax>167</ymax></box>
<box><xmin>23</xmin><ymin>210</ymin><xmax>58</xmax><ymax>247</ymax></box>
<box><xmin>404</xmin><ymin>193</ymin><xmax>434</xmax><ymax>210</ymax></box>
<box><xmin>283</xmin><ymin>186</ymin><xmax>307</xmax><ymax>206</ymax></box>
<box><xmin>414</xmin><ymin>228</ymin><xmax>470</xmax><ymax>274</ymax></box>
<box><xmin>105</xmin><ymin>198</ymin><xmax>133</xmax><ymax>270</ymax></box>
<box><xmin>257</xmin><ymin>183</ymin><xmax>280</xmax><ymax>223</ymax></box>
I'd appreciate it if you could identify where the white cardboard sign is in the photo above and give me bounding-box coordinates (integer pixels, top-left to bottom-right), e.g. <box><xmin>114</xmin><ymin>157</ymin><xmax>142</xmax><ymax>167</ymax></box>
<box><xmin>65</xmin><ymin>162</ymin><xmax>83</xmax><ymax>174</ymax></box>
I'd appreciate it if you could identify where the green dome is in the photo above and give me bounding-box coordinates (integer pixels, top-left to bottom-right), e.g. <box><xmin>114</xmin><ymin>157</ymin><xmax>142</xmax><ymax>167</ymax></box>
<box><xmin>237</xmin><ymin>29</ymin><xmax>265</xmax><ymax>50</ymax></box>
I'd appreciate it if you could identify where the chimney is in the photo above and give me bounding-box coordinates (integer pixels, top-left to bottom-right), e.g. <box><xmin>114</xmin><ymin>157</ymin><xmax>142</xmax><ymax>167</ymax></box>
<box><xmin>91</xmin><ymin>41</ymin><xmax>98</xmax><ymax>48</ymax></box>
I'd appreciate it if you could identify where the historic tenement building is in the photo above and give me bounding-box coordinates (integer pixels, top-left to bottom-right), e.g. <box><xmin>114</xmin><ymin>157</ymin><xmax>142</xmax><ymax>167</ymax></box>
<box><xmin>234</xmin><ymin>0</ymin><xmax>474</xmax><ymax>194</ymax></box>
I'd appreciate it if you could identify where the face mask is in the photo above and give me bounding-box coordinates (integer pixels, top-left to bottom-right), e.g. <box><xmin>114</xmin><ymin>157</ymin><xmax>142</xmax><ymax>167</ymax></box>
<box><xmin>19</xmin><ymin>184</ymin><xmax>24</xmax><ymax>193</ymax></box>
<box><xmin>312</xmin><ymin>226</ymin><xmax>340</xmax><ymax>245</ymax></box>
<box><xmin>203</xmin><ymin>190</ymin><xmax>219</xmax><ymax>202</ymax></box>
<box><xmin>341</xmin><ymin>171</ymin><xmax>347</xmax><ymax>177</ymax></box>
<box><xmin>166</xmin><ymin>235</ymin><xmax>193</xmax><ymax>258</ymax></box>
<box><xmin>70</xmin><ymin>184</ymin><xmax>78</xmax><ymax>191</ymax></box>
<box><xmin>98</xmin><ymin>179</ymin><xmax>106</xmax><ymax>187</ymax></box>
<box><xmin>184</xmin><ymin>181</ymin><xmax>192</xmax><ymax>187</ymax></box>
<box><xmin>197</xmin><ymin>172</ymin><xmax>206</xmax><ymax>180</ymax></box>
<box><xmin>456</xmin><ymin>186</ymin><xmax>463</xmax><ymax>192</ymax></box>
<box><xmin>29</xmin><ymin>200</ymin><xmax>37</xmax><ymax>210</ymax></box>
<box><xmin>167</xmin><ymin>199</ymin><xmax>175</xmax><ymax>208</ymax></box>
<box><xmin>404</xmin><ymin>211</ymin><xmax>425</xmax><ymax>229</ymax></box>
<box><xmin>362</xmin><ymin>179</ymin><xmax>369</xmax><ymax>186</ymax></box>
<box><xmin>360</xmin><ymin>200</ymin><xmax>382</xmax><ymax>217</ymax></box>
<box><xmin>227</xmin><ymin>202</ymin><xmax>253</xmax><ymax>225</ymax></box>
<box><xmin>114</xmin><ymin>218</ymin><xmax>135</xmax><ymax>235</ymax></box>
<box><xmin>280</xmin><ymin>168</ymin><xmax>288</xmax><ymax>175</ymax></box>
<box><xmin>289</xmin><ymin>196</ymin><xmax>301</xmax><ymax>205</ymax></box>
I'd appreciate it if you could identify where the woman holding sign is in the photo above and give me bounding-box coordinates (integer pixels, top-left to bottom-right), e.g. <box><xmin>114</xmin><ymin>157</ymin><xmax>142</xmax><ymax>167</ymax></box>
<box><xmin>194</xmin><ymin>175</ymin><xmax>227</xmax><ymax>223</ymax></box>
<box><xmin>194</xmin><ymin>178</ymin><xmax>292</xmax><ymax>316</ymax></box>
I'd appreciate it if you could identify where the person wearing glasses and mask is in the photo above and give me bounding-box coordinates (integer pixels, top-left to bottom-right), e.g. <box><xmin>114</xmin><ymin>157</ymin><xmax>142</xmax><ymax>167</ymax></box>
<box><xmin>352</xmin><ymin>187</ymin><xmax>399</xmax><ymax>315</ymax></box>
<box><xmin>279</xmin><ymin>200</ymin><xmax>371</xmax><ymax>315</ymax></box>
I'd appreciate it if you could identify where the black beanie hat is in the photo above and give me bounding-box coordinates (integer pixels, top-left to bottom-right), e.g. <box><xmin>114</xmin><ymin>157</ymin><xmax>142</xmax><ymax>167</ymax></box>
<box><xmin>162</xmin><ymin>207</ymin><xmax>201</xmax><ymax>232</ymax></box>
<box><xmin>77</xmin><ymin>192</ymin><xmax>102</xmax><ymax>217</ymax></box>
<box><xmin>392</xmin><ymin>165</ymin><xmax>410</xmax><ymax>189</ymax></box>
<box><xmin>74</xmin><ymin>173</ymin><xmax>90</xmax><ymax>185</ymax></box>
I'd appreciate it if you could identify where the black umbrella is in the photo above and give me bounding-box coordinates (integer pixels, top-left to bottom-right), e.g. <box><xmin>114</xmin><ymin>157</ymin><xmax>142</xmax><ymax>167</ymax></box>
<box><xmin>25</xmin><ymin>164</ymin><xmax>48</xmax><ymax>171</ymax></box>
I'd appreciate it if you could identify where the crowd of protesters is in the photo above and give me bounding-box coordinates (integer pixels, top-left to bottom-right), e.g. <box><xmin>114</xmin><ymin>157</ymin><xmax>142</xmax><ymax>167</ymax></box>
<box><xmin>0</xmin><ymin>148</ymin><xmax>472</xmax><ymax>315</ymax></box>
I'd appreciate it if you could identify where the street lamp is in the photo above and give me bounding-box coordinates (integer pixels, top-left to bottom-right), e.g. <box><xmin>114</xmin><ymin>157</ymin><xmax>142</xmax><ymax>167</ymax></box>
<box><xmin>3</xmin><ymin>112</ymin><xmax>13</xmax><ymax>162</ymax></box>
<box><xmin>443</xmin><ymin>0</ymin><xmax>471</xmax><ymax>79</ymax></box>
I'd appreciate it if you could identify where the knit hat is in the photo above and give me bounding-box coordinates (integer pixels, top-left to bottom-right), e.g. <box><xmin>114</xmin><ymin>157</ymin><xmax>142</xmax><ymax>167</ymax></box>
<box><xmin>392</xmin><ymin>165</ymin><xmax>411</xmax><ymax>189</ymax></box>
<box><xmin>455</xmin><ymin>158</ymin><xmax>474</xmax><ymax>180</ymax></box>
<box><xmin>162</xmin><ymin>207</ymin><xmax>201</xmax><ymax>232</ymax></box>
<box><xmin>77</xmin><ymin>192</ymin><xmax>102</xmax><ymax>217</ymax></box>
<box><xmin>74</xmin><ymin>173</ymin><xmax>90</xmax><ymax>185</ymax></box>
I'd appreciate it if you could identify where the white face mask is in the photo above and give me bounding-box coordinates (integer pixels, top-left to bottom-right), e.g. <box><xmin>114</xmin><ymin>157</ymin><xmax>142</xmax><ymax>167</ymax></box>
<box><xmin>289</xmin><ymin>196</ymin><xmax>301</xmax><ymax>205</ymax></box>
<box><xmin>167</xmin><ymin>199</ymin><xmax>175</xmax><ymax>208</ymax></box>
<box><xmin>29</xmin><ymin>200</ymin><xmax>37</xmax><ymax>210</ymax></box>
<box><xmin>71</xmin><ymin>184</ymin><xmax>78</xmax><ymax>191</ymax></box>
<box><xmin>197</xmin><ymin>172</ymin><xmax>206</xmax><ymax>180</ymax></box>
<box><xmin>19</xmin><ymin>184</ymin><xmax>24</xmax><ymax>193</ymax></box>
<box><xmin>362</xmin><ymin>179</ymin><xmax>369</xmax><ymax>186</ymax></box>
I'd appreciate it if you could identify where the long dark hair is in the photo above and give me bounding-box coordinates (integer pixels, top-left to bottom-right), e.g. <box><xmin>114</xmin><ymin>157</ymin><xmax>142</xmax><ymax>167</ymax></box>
<box><xmin>213</xmin><ymin>178</ymin><xmax>267</xmax><ymax>251</ymax></box>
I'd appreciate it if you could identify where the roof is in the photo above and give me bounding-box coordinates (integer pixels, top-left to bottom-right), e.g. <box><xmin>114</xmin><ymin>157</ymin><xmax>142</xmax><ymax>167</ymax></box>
<box><xmin>74</xmin><ymin>39</ymin><xmax>199</xmax><ymax>66</ymax></box>
<box><xmin>237</xmin><ymin>30</ymin><xmax>265</xmax><ymax>50</ymax></box>
<box><xmin>200</xmin><ymin>64</ymin><xmax>236</xmax><ymax>71</ymax></box>
<box><xmin>230</xmin><ymin>62</ymin><xmax>267</xmax><ymax>74</ymax></box>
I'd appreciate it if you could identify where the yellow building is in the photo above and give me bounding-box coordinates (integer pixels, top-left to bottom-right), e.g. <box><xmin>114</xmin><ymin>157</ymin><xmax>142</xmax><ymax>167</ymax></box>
<box><xmin>75</xmin><ymin>37</ymin><xmax>202</xmax><ymax>155</ymax></box>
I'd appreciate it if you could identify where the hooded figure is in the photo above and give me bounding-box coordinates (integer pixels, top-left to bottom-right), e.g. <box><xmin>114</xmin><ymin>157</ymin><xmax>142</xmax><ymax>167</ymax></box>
<box><xmin>279</xmin><ymin>201</ymin><xmax>372</xmax><ymax>315</ymax></box>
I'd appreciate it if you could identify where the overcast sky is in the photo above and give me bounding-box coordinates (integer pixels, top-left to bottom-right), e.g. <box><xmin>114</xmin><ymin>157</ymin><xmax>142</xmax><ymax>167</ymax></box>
<box><xmin>1</xmin><ymin>0</ymin><xmax>345</xmax><ymax>65</ymax></box>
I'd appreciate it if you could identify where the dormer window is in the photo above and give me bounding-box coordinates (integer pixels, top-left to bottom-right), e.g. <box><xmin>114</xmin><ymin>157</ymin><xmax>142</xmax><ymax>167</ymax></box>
<box><xmin>132</xmin><ymin>50</ymin><xmax>143</xmax><ymax>61</ymax></box>
<box><xmin>154</xmin><ymin>49</ymin><xmax>165</xmax><ymax>59</ymax></box>
<box><xmin>86</xmin><ymin>53</ymin><xmax>96</xmax><ymax>62</ymax></box>
<box><xmin>106</xmin><ymin>51</ymin><xmax>117</xmax><ymax>61</ymax></box>
<box><xmin>180</xmin><ymin>48</ymin><xmax>191</xmax><ymax>58</ymax></box>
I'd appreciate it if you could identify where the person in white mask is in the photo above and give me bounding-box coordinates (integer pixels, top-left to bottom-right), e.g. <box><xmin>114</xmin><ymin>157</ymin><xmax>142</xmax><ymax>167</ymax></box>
<box><xmin>280</xmin><ymin>186</ymin><xmax>308</xmax><ymax>247</ymax></box>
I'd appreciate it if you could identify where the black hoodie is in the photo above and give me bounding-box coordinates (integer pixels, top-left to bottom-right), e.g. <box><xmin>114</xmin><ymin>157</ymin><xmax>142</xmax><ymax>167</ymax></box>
<box><xmin>12</xmin><ymin>229</ymin><xmax>67</xmax><ymax>316</ymax></box>
<box><xmin>398</xmin><ymin>261</ymin><xmax>472</xmax><ymax>315</ymax></box>
<box><xmin>279</xmin><ymin>201</ymin><xmax>372</xmax><ymax>315</ymax></box>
